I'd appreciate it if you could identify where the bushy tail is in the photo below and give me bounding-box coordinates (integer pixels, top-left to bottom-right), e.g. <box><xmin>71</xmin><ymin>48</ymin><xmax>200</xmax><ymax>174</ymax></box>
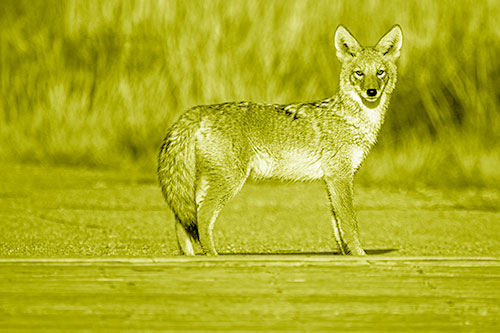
<box><xmin>157</xmin><ymin>111</ymin><xmax>200</xmax><ymax>241</ymax></box>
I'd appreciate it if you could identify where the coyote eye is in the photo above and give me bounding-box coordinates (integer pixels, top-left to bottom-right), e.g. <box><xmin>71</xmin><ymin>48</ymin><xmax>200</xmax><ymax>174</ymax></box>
<box><xmin>354</xmin><ymin>70</ymin><xmax>364</xmax><ymax>78</ymax></box>
<box><xmin>377</xmin><ymin>69</ymin><xmax>385</xmax><ymax>77</ymax></box>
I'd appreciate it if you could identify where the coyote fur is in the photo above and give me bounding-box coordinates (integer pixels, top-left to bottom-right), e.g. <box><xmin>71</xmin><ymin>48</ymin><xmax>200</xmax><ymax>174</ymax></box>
<box><xmin>158</xmin><ymin>25</ymin><xmax>403</xmax><ymax>256</ymax></box>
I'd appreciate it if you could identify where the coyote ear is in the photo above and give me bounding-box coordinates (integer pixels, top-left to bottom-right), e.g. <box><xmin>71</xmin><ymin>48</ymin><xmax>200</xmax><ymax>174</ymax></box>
<box><xmin>375</xmin><ymin>25</ymin><xmax>403</xmax><ymax>59</ymax></box>
<box><xmin>334</xmin><ymin>25</ymin><xmax>362</xmax><ymax>62</ymax></box>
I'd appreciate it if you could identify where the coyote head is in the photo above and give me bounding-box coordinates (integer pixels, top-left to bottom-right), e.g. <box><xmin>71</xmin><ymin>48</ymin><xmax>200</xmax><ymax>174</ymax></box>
<box><xmin>335</xmin><ymin>25</ymin><xmax>403</xmax><ymax>107</ymax></box>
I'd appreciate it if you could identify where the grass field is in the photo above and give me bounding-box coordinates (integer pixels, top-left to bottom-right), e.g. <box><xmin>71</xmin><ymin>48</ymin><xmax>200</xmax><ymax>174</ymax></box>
<box><xmin>1</xmin><ymin>0</ymin><xmax>500</xmax><ymax>186</ymax></box>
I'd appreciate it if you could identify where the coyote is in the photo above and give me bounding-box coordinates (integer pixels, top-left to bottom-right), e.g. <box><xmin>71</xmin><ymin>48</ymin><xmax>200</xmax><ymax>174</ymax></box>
<box><xmin>158</xmin><ymin>25</ymin><xmax>403</xmax><ymax>256</ymax></box>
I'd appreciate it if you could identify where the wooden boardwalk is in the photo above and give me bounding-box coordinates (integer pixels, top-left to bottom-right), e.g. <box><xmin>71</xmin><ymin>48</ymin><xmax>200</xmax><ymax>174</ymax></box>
<box><xmin>1</xmin><ymin>257</ymin><xmax>499</xmax><ymax>331</ymax></box>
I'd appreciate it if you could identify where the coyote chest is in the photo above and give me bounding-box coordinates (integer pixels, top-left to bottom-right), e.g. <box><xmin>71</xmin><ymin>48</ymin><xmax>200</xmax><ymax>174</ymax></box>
<box><xmin>249</xmin><ymin>149</ymin><xmax>324</xmax><ymax>181</ymax></box>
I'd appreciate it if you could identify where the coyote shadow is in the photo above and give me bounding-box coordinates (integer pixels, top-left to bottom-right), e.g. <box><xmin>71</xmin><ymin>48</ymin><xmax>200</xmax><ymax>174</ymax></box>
<box><xmin>219</xmin><ymin>249</ymin><xmax>397</xmax><ymax>256</ymax></box>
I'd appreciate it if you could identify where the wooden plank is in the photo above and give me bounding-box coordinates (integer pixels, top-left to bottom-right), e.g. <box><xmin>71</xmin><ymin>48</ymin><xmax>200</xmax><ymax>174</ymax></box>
<box><xmin>2</xmin><ymin>256</ymin><xmax>500</xmax><ymax>262</ymax></box>
<box><xmin>2</xmin><ymin>256</ymin><xmax>500</xmax><ymax>266</ymax></box>
<box><xmin>1</xmin><ymin>258</ymin><xmax>499</xmax><ymax>331</ymax></box>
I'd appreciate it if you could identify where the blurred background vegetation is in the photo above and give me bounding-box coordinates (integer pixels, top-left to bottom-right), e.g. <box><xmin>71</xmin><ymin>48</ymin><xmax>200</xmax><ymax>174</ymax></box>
<box><xmin>1</xmin><ymin>0</ymin><xmax>499</xmax><ymax>187</ymax></box>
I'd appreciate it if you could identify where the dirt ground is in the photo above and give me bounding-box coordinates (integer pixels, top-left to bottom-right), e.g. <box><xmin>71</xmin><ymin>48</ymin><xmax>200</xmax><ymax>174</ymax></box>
<box><xmin>1</xmin><ymin>164</ymin><xmax>499</xmax><ymax>257</ymax></box>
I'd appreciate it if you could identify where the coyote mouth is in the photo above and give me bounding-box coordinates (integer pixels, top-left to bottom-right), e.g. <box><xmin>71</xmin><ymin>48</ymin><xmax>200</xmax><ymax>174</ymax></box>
<box><xmin>361</xmin><ymin>95</ymin><xmax>382</xmax><ymax>107</ymax></box>
<box><xmin>363</xmin><ymin>96</ymin><xmax>379</xmax><ymax>102</ymax></box>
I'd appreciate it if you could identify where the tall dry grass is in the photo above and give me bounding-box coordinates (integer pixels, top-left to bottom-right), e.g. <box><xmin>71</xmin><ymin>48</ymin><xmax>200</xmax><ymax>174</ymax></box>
<box><xmin>1</xmin><ymin>0</ymin><xmax>499</xmax><ymax>186</ymax></box>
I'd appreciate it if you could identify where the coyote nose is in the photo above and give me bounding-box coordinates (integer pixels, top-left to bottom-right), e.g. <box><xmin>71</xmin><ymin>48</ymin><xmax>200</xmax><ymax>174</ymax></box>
<box><xmin>367</xmin><ymin>89</ymin><xmax>377</xmax><ymax>97</ymax></box>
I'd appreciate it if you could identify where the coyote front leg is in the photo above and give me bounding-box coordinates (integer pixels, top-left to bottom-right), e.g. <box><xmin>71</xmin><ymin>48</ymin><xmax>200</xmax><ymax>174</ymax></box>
<box><xmin>324</xmin><ymin>176</ymin><xmax>366</xmax><ymax>255</ymax></box>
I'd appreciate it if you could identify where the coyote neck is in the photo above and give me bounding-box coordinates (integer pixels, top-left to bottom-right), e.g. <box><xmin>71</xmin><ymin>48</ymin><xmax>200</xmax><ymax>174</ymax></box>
<box><xmin>332</xmin><ymin>90</ymin><xmax>390</xmax><ymax>146</ymax></box>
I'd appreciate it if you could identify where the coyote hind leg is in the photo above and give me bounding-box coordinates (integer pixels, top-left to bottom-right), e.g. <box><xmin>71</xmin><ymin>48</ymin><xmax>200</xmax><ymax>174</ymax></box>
<box><xmin>175</xmin><ymin>218</ymin><xmax>197</xmax><ymax>256</ymax></box>
<box><xmin>196</xmin><ymin>172</ymin><xmax>247</xmax><ymax>255</ymax></box>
